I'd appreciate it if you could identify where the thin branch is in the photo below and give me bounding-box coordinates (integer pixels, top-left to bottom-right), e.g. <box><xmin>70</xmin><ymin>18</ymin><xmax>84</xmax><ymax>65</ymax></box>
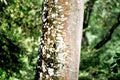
<box><xmin>94</xmin><ymin>13</ymin><xmax>120</xmax><ymax>49</ymax></box>
<box><xmin>83</xmin><ymin>0</ymin><xmax>97</xmax><ymax>29</ymax></box>
<box><xmin>82</xmin><ymin>0</ymin><xmax>97</xmax><ymax>46</ymax></box>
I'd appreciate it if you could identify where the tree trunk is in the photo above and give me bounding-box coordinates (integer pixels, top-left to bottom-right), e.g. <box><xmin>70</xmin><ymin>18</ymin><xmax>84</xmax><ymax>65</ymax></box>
<box><xmin>35</xmin><ymin>0</ymin><xmax>84</xmax><ymax>80</ymax></box>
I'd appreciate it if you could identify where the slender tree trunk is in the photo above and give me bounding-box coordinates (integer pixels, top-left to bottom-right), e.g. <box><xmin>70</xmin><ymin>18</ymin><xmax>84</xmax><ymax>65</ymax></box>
<box><xmin>35</xmin><ymin>0</ymin><xmax>84</xmax><ymax>80</ymax></box>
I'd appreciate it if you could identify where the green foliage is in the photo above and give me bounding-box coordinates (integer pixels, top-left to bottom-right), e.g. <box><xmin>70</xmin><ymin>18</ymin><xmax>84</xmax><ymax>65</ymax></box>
<box><xmin>80</xmin><ymin>0</ymin><xmax>120</xmax><ymax>80</ymax></box>
<box><xmin>1</xmin><ymin>0</ymin><xmax>120</xmax><ymax>80</ymax></box>
<box><xmin>0</xmin><ymin>0</ymin><xmax>43</xmax><ymax>79</ymax></box>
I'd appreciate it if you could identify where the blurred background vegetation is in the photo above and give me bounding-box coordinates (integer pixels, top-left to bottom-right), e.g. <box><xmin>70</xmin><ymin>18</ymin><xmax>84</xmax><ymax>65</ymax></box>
<box><xmin>0</xmin><ymin>0</ymin><xmax>120</xmax><ymax>80</ymax></box>
<box><xmin>0</xmin><ymin>0</ymin><xmax>42</xmax><ymax>80</ymax></box>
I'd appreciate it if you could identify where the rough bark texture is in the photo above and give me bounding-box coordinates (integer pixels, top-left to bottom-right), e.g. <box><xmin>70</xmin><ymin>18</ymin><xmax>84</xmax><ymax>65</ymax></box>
<box><xmin>35</xmin><ymin>0</ymin><xmax>84</xmax><ymax>80</ymax></box>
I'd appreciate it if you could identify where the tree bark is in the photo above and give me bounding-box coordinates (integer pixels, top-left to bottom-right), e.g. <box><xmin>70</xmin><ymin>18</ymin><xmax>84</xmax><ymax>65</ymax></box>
<box><xmin>35</xmin><ymin>0</ymin><xmax>84</xmax><ymax>80</ymax></box>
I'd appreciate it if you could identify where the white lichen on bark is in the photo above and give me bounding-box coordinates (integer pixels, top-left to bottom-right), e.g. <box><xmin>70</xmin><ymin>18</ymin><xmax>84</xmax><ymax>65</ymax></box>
<box><xmin>35</xmin><ymin>0</ymin><xmax>84</xmax><ymax>80</ymax></box>
<box><xmin>35</xmin><ymin>0</ymin><xmax>68</xmax><ymax>80</ymax></box>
